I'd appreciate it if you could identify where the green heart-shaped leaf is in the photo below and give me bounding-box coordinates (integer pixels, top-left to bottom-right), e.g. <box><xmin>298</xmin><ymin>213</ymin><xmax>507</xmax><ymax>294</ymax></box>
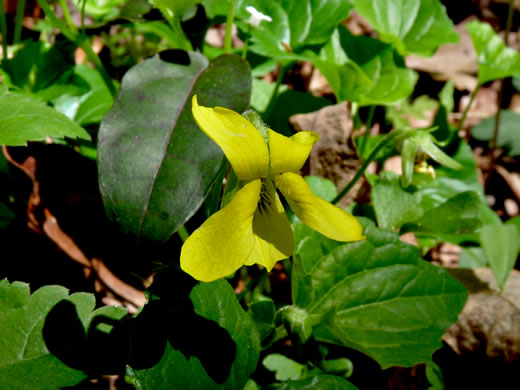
<box><xmin>466</xmin><ymin>20</ymin><xmax>520</xmax><ymax>84</ymax></box>
<box><xmin>0</xmin><ymin>280</ymin><xmax>127</xmax><ymax>389</ymax></box>
<box><xmin>353</xmin><ymin>0</ymin><xmax>458</xmax><ymax>56</ymax></box>
<box><xmin>292</xmin><ymin>219</ymin><xmax>467</xmax><ymax>368</ymax></box>
<box><xmin>316</xmin><ymin>26</ymin><xmax>417</xmax><ymax>105</ymax></box>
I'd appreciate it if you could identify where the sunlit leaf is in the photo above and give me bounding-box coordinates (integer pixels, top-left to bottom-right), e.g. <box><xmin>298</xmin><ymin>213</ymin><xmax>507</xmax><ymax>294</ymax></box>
<box><xmin>466</xmin><ymin>20</ymin><xmax>520</xmax><ymax>84</ymax></box>
<box><xmin>292</xmin><ymin>219</ymin><xmax>468</xmax><ymax>368</ymax></box>
<box><xmin>0</xmin><ymin>280</ymin><xmax>127</xmax><ymax>389</ymax></box>
<box><xmin>263</xmin><ymin>354</ymin><xmax>305</xmax><ymax>381</ymax></box>
<box><xmin>317</xmin><ymin>26</ymin><xmax>417</xmax><ymax>105</ymax></box>
<box><xmin>221</xmin><ymin>0</ymin><xmax>353</xmax><ymax>57</ymax></box>
<box><xmin>481</xmin><ymin>224</ymin><xmax>520</xmax><ymax>291</ymax></box>
<box><xmin>353</xmin><ymin>0</ymin><xmax>459</xmax><ymax>56</ymax></box>
<box><xmin>0</xmin><ymin>86</ymin><xmax>90</xmax><ymax>146</ymax></box>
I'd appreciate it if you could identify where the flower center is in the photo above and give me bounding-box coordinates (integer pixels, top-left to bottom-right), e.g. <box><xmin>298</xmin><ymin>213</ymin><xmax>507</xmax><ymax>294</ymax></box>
<box><xmin>258</xmin><ymin>179</ymin><xmax>273</xmax><ymax>215</ymax></box>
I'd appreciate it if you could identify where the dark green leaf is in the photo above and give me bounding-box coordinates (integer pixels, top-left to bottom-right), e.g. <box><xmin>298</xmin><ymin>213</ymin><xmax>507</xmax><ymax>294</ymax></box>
<box><xmin>0</xmin><ymin>280</ymin><xmax>127</xmax><ymax>389</ymax></box>
<box><xmin>481</xmin><ymin>224</ymin><xmax>520</xmax><ymax>291</ymax></box>
<box><xmin>0</xmin><ymin>39</ymin><xmax>76</xmax><ymax>94</ymax></box>
<box><xmin>425</xmin><ymin>361</ymin><xmax>445</xmax><ymax>390</ymax></box>
<box><xmin>297</xmin><ymin>219</ymin><xmax>468</xmax><ymax>368</ymax></box>
<box><xmin>98</xmin><ymin>52</ymin><xmax>251</xmax><ymax>241</ymax></box>
<box><xmin>129</xmin><ymin>268</ymin><xmax>260</xmax><ymax>389</ymax></box>
<box><xmin>248</xmin><ymin>298</ymin><xmax>276</xmax><ymax>344</ymax></box>
<box><xmin>353</xmin><ymin>0</ymin><xmax>459</xmax><ymax>56</ymax></box>
<box><xmin>472</xmin><ymin>110</ymin><xmax>520</xmax><ymax>156</ymax></box>
<box><xmin>466</xmin><ymin>20</ymin><xmax>520</xmax><ymax>84</ymax></box>
<box><xmin>0</xmin><ymin>86</ymin><xmax>90</xmax><ymax>146</ymax></box>
<box><xmin>0</xmin><ymin>202</ymin><xmax>15</xmax><ymax>229</ymax></box>
<box><xmin>318</xmin><ymin>26</ymin><xmax>417</xmax><ymax>105</ymax></box>
<box><xmin>279</xmin><ymin>375</ymin><xmax>358</xmax><ymax>389</ymax></box>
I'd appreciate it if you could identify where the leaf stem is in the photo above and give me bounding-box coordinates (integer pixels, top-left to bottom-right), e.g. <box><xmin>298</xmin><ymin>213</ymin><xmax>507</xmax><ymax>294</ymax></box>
<box><xmin>0</xmin><ymin>0</ymin><xmax>8</xmax><ymax>60</ymax></box>
<box><xmin>224</xmin><ymin>0</ymin><xmax>237</xmax><ymax>53</ymax></box>
<box><xmin>177</xmin><ymin>225</ymin><xmax>189</xmax><ymax>242</ymax></box>
<box><xmin>264</xmin><ymin>62</ymin><xmax>291</xmax><ymax>120</ymax></box>
<box><xmin>332</xmin><ymin>130</ymin><xmax>403</xmax><ymax>205</ymax></box>
<box><xmin>490</xmin><ymin>0</ymin><xmax>515</xmax><ymax>157</ymax></box>
<box><xmin>57</xmin><ymin>0</ymin><xmax>78</xmax><ymax>35</ymax></box>
<box><xmin>14</xmin><ymin>0</ymin><xmax>26</xmax><ymax>44</ymax></box>
<box><xmin>359</xmin><ymin>105</ymin><xmax>376</xmax><ymax>157</ymax></box>
<box><xmin>457</xmin><ymin>84</ymin><xmax>481</xmax><ymax>138</ymax></box>
<box><xmin>80</xmin><ymin>0</ymin><xmax>87</xmax><ymax>34</ymax></box>
<box><xmin>36</xmin><ymin>0</ymin><xmax>116</xmax><ymax>96</ymax></box>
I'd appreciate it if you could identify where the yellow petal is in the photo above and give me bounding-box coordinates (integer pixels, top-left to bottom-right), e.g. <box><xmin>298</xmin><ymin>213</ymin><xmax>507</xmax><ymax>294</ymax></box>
<box><xmin>192</xmin><ymin>95</ymin><xmax>269</xmax><ymax>180</ymax></box>
<box><xmin>245</xmin><ymin>179</ymin><xmax>294</xmax><ymax>270</ymax></box>
<box><xmin>180</xmin><ymin>179</ymin><xmax>261</xmax><ymax>282</ymax></box>
<box><xmin>274</xmin><ymin>172</ymin><xmax>365</xmax><ymax>242</ymax></box>
<box><xmin>269</xmin><ymin>130</ymin><xmax>319</xmax><ymax>175</ymax></box>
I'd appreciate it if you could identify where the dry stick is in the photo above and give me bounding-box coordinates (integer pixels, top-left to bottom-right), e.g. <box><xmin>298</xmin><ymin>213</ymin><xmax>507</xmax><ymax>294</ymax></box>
<box><xmin>332</xmin><ymin>130</ymin><xmax>404</xmax><ymax>205</ymax></box>
<box><xmin>43</xmin><ymin>208</ymin><xmax>146</xmax><ymax>308</ymax></box>
<box><xmin>2</xmin><ymin>147</ymin><xmax>146</xmax><ymax>308</ymax></box>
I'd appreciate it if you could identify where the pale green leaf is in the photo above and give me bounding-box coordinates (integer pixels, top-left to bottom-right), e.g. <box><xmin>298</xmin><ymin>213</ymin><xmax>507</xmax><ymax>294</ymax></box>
<box><xmin>353</xmin><ymin>0</ymin><xmax>459</xmax><ymax>56</ymax></box>
<box><xmin>0</xmin><ymin>87</ymin><xmax>90</xmax><ymax>146</ymax></box>
<box><xmin>472</xmin><ymin>110</ymin><xmax>520</xmax><ymax>156</ymax></box>
<box><xmin>263</xmin><ymin>354</ymin><xmax>305</xmax><ymax>381</ymax></box>
<box><xmin>466</xmin><ymin>20</ymin><xmax>520</xmax><ymax>84</ymax></box>
<box><xmin>481</xmin><ymin>224</ymin><xmax>520</xmax><ymax>291</ymax></box>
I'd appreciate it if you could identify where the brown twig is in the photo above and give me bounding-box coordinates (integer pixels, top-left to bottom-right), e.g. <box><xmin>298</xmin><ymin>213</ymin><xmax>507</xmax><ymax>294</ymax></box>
<box><xmin>3</xmin><ymin>146</ymin><xmax>147</xmax><ymax>309</ymax></box>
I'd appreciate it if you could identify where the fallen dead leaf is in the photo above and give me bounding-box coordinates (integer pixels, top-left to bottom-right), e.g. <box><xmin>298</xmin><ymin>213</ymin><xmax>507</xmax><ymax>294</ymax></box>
<box><xmin>308</xmin><ymin>68</ymin><xmax>334</xmax><ymax>97</ymax></box>
<box><xmin>289</xmin><ymin>102</ymin><xmax>366</xmax><ymax>206</ymax></box>
<box><xmin>444</xmin><ymin>268</ymin><xmax>520</xmax><ymax>362</ymax></box>
<box><xmin>406</xmin><ymin>20</ymin><xmax>478</xmax><ymax>91</ymax></box>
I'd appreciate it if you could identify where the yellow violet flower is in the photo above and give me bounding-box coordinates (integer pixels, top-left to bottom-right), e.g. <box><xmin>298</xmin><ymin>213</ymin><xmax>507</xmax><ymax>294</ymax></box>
<box><xmin>180</xmin><ymin>96</ymin><xmax>365</xmax><ymax>282</ymax></box>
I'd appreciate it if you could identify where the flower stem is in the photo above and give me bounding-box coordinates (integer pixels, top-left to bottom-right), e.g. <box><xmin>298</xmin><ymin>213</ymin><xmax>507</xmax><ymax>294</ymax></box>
<box><xmin>177</xmin><ymin>225</ymin><xmax>189</xmax><ymax>242</ymax></box>
<box><xmin>224</xmin><ymin>0</ymin><xmax>237</xmax><ymax>54</ymax></box>
<box><xmin>264</xmin><ymin>62</ymin><xmax>291</xmax><ymax>120</ymax></box>
<box><xmin>0</xmin><ymin>0</ymin><xmax>8</xmax><ymax>60</ymax></box>
<box><xmin>490</xmin><ymin>0</ymin><xmax>515</xmax><ymax>157</ymax></box>
<box><xmin>457</xmin><ymin>84</ymin><xmax>481</xmax><ymax>138</ymax></box>
<box><xmin>14</xmin><ymin>0</ymin><xmax>26</xmax><ymax>44</ymax></box>
<box><xmin>57</xmin><ymin>0</ymin><xmax>78</xmax><ymax>35</ymax></box>
<box><xmin>332</xmin><ymin>130</ymin><xmax>403</xmax><ymax>205</ymax></box>
<box><xmin>36</xmin><ymin>0</ymin><xmax>116</xmax><ymax>97</ymax></box>
<box><xmin>359</xmin><ymin>105</ymin><xmax>376</xmax><ymax>157</ymax></box>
